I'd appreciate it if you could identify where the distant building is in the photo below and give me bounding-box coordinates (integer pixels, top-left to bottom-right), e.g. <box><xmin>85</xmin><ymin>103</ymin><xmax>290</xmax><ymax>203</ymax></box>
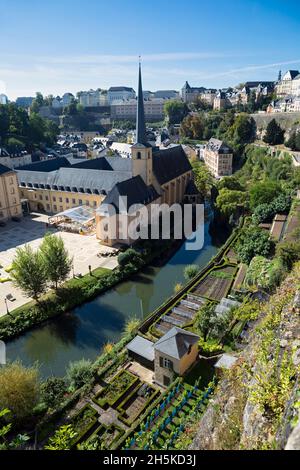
<box><xmin>213</xmin><ymin>90</ymin><xmax>231</xmax><ymax>110</ymax></box>
<box><xmin>78</xmin><ymin>89</ymin><xmax>108</xmax><ymax>107</ymax></box>
<box><xmin>153</xmin><ymin>90</ymin><xmax>179</xmax><ymax>99</ymax></box>
<box><xmin>0</xmin><ymin>164</ymin><xmax>22</xmax><ymax>222</ymax></box>
<box><xmin>107</xmin><ymin>86</ymin><xmax>136</xmax><ymax>104</ymax></box>
<box><xmin>0</xmin><ymin>147</ymin><xmax>32</xmax><ymax>169</ymax></box>
<box><xmin>276</xmin><ymin>70</ymin><xmax>300</xmax><ymax>97</ymax></box>
<box><xmin>204</xmin><ymin>138</ymin><xmax>233</xmax><ymax>178</ymax></box>
<box><xmin>15</xmin><ymin>96</ymin><xmax>34</xmax><ymax>108</ymax></box>
<box><xmin>111</xmin><ymin>97</ymin><xmax>167</xmax><ymax>121</ymax></box>
<box><xmin>181</xmin><ymin>81</ymin><xmax>206</xmax><ymax>103</ymax></box>
<box><xmin>0</xmin><ymin>94</ymin><xmax>8</xmax><ymax>105</ymax></box>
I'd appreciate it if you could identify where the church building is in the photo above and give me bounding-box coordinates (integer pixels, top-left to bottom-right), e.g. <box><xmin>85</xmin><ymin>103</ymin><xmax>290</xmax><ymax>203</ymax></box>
<box><xmin>95</xmin><ymin>64</ymin><xmax>199</xmax><ymax>246</ymax></box>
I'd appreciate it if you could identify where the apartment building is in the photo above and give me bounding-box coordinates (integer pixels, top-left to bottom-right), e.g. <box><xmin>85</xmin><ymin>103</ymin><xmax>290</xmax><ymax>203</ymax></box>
<box><xmin>203</xmin><ymin>138</ymin><xmax>233</xmax><ymax>178</ymax></box>
<box><xmin>107</xmin><ymin>87</ymin><xmax>136</xmax><ymax>104</ymax></box>
<box><xmin>111</xmin><ymin>98</ymin><xmax>166</xmax><ymax>121</ymax></box>
<box><xmin>0</xmin><ymin>164</ymin><xmax>22</xmax><ymax>222</ymax></box>
<box><xmin>276</xmin><ymin>70</ymin><xmax>300</xmax><ymax>97</ymax></box>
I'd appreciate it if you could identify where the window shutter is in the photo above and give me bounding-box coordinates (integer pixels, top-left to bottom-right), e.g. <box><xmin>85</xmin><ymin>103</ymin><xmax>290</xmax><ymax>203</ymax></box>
<box><xmin>159</xmin><ymin>356</ymin><xmax>163</xmax><ymax>368</ymax></box>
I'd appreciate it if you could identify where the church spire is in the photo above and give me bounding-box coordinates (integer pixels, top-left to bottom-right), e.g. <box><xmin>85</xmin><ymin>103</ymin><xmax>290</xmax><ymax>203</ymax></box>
<box><xmin>135</xmin><ymin>59</ymin><xmax>147</xmax><ymax>145</ymax></box>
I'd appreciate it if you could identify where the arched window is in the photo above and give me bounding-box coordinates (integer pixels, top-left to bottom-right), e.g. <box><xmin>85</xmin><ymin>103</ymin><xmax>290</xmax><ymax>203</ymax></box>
<box><xmin>137</xmin><ymin>151</ymin><xmax>141</xmax><ymax>160</ymax></box>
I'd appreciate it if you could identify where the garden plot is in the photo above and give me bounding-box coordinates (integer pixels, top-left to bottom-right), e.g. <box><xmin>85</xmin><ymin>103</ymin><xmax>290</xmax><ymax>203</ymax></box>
<box><xmin>154</xmin><ymin>295</ymin><xmax>204</xmax><ymax>335</ymax></box>
<box><xmin>192</xmin><ymin>266</ymin><xmax>236</xmax><ymax>301</ymax></box>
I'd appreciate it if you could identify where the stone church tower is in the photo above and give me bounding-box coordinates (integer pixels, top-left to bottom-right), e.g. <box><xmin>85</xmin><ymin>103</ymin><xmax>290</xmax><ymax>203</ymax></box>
<box><xmin>131</xmin><ymin>62</ymin><xmax>153</xmax><ymax>186</ymax></box>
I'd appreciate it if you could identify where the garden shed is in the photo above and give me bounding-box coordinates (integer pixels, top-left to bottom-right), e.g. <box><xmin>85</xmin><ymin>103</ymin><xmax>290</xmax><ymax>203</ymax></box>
<box><xmin>126</xmin><ymin>335</ymin><xmax>155</xmax><ymax>370</ymax></box>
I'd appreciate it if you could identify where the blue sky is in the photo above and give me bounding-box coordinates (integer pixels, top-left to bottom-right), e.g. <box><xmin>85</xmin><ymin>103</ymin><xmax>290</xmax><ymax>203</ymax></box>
<box><xmin>1</xmin><ymin>0</ymin><xmax>300</xmax><ymax>99</ymax></box>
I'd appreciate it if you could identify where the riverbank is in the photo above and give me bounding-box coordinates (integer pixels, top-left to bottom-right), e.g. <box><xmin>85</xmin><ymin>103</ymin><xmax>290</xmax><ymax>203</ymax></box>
<box><xmin>0</xmin><ymin>239</ymin><xmax>177</xmax><ymax>342</ymax></box>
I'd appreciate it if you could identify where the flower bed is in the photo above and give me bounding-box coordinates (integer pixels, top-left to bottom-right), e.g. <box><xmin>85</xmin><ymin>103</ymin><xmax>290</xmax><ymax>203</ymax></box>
<box><xmin>93</xmin><ymin>369</ymin><xmax>139</xmax><ymax>408</ymax></box>
<box><xmin>69</xmin><ymin>404</ymin><xmax>99</xmax><ymax>447</ymax></box>
<box><xmin>117</xmin><ymin>383</ymin><xmax>160</xmax><ymax>426</ymax></box>
<box><xmin>81</xmin><ymin>423</ymin><xmax>125</xmax><ymax>450</ymax></box>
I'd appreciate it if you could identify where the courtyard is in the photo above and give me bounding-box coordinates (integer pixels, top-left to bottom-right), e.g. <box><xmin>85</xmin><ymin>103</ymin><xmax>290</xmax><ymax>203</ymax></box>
<box><xmin>0</xmin><ymin>212</ymin><xmax>118</xmax><ymax>317</ymax></box>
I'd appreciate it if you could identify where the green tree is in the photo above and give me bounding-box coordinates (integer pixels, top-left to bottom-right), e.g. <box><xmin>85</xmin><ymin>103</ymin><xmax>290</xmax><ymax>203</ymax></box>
<box><xmin>216</xmin><ymin>188</ymin><xmax>249</xmax><ymax>219</ymax></box>
<box><xmin>40</xmin><ymin>234</ymin><xmax>72</xmax><ymax>289</ymax></box>
<box><xmin>66</xmin><ymin>359</ymin><xmax>94</xmax><ymax>390</ymax></box>
<box><xmin>195</xmin><ymin>303</ymin><xmax>215</xmax><ymax>341</ymax></box>
<box><xmin>0</xmin><ymin>362</ymin><xmax>40</xmax><ymax>422</ymax></box>
<box><xmin>180</xmin><ymin>113</ymin><xmax>204</xmax><ymax>140</ymax></box>
<box><xmin>45</xmin><ymin>424</ymin><xmax>77</xmax><ymax>450</ymax></box>
<box><xmin>230</xmin><ymin>113</ymin><xmax>256</xmax><ymax>146</ymax></box>
<box><xmin>249</xmin><ymin>180</ymin><xmax>281</xmax><ymax>210</ymax></box>
<box><xmin>118</xmin><ymin>248</ymin><xmax>143</xmax><ymax>268</ymax></box>
<box><xmin>193</xmin><ymin>161</ymin><xmax>215</xmax><ymax>197</ymax></box>
<box><xmin>30</xmin><ymin>92</ymin><xmax>45</xmax><ymax>113</ymax></box>
<box><xmin>263</xmin><ymin>119</ymin><xmax>285</xmax><ymax>145</ymax></box>
<box><xmin>11</xmin><ymin>245</ymin><xmax>47</xmax><ymax>300</ymax></box>
<box><xmin>40</xmin><ymin>377</ymin><xmax>67</xmax><ymax>408</ymax></box>
<box><xmin>236</xmin><ymin>226</ymin><xmax>274</xmax><ymax>264</ymax></box>
<box><xmin>164</xmin><ymin>100</ymin><xmax>188</xmax><ymax>124</ymax></box>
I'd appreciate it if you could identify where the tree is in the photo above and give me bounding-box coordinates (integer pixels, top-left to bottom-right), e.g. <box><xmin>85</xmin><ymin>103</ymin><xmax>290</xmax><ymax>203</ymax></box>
<box><xmin>249</xmin><ymin>180</ymin><xmax>281</xmax><ymax>210</ymax></box>
<box><xmin>118</xmin><ymin>248</ymin><xmax>143</xmax><ymax>268</ymax></box>
<box><xmin>0</xmin><ymin>362</ymin><xmax>40</xmax><ymax>421</ymax></box>
<box><xmin>216</xmin><ymin>188</ymin><xmax>249</xmax><ymax>219</ymax></box>
<box><xmin>195</xmin><ymin>303</ymin><xmax>216</xmax><ymax>341</ymax></box>
<box><xmin>40</xmin><ymin>377</ymin><xmax>67</xmax><ymax>408</ymax></box>
<box><xmin>230</xmin><ymin>113</ymin><xmax>256</xmax><ymax>146</ymax></box>
<box><xmin>193</xmin><ymin>161</ymin><xmax>214</xmax><ymax>197</ymax></box>
<box><xmin>11</xmin><ymin>245</ymin><xmax>47</xmax><ymax>300</ymax></box>
<box><xmin>184</xmin><ymin>265</ymin><xmax>199</xmax><ymax>280</ymax></box>
<box><xmin>263</xmin><ymin>119</ymin><xmax>285</xmax><ymax>145</ymax></box>
<box><xmin>40</xmin><ymin>234</ymin><xmax>72</xmax><ymax>289</ymax></box>
<box><xmin>30</xmin><ymin>92</ymin><xmax>45</xmax><ymax>113</ymax></box>
<box><xmin>236</xmin><ymin>226</ymin><xmax>274</xmax><ymax>264</ymax></box>
<box><xmin>180</xmin><ymin>113</ymin><xmax>204</xmax><ymax>140</ymax></box>
<box><xmin>164</xmin><ymin>100</ymin><xmax>188</xmax><ymax>124</ymax></box>
<box><xmin>45</xmin><ymin>424</ymin><xmax>77</xmax><ymax>450</ymax></box>
<box><xmin>66</xmin><ymin>359</ymin><xmax>94</xmax><ymax>390</ymax></box>
<box><xmin>286</xmin><ymin>131</ymin><xmax>300</xmax><ymax>151</ymax></box>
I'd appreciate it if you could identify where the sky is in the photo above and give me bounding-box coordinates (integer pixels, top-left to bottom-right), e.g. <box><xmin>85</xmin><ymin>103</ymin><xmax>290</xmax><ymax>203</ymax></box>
<box><xmin>1</xmin><ymin>0</ymin><xmax>300</xmax><ymax>100</ymax></box>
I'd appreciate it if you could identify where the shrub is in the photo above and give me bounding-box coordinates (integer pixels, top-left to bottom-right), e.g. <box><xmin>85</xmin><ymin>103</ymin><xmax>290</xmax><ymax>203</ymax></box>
<box><xmin>184</xmin><ymin>265</ymin><xmax>199</xmax><ymax>280</ymax></box>
<box><xmin>0</xmin><ymin>362</ymin><xmax>40</xmax><ymax>422</ymax></box>
<box><xmin>40</xmin><ymin>377</ymin><xmax>67</xmax><ymax>408</ymax></box>
<box><xmin>118</xmin><ymin>249</ymin><xmax>143</xmax><ymax>268</ymax></box>
<box><xmin>66</xmin><ymin>359</ymin><xmax>94</xmax><ymax>390</ymax></box>
<box><xmin>236</xmin><ymin>226</ymin><xmax>273</xmax><ymax>264</ymax></box>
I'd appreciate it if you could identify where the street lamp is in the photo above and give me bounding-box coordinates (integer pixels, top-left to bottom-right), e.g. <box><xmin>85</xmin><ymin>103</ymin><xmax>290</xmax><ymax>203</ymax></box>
<box><xmin>4</xmin><ymin>298</ymin><xmax>9</xmax><ymax>316</ymax></box>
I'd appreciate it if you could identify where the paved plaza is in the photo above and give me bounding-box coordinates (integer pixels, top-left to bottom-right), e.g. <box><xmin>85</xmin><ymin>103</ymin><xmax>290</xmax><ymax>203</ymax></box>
<box><xmin>0</xmin><ymin>213</ymin><xmax>118</xmax><ymax>317</ymax></box>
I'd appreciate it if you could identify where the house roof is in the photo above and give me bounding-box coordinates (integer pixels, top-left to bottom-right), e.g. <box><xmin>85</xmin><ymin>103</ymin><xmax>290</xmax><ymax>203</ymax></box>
<box><xmin>16</xmin><ymin>157</ymin><xmax>71</xmax><ymax>172</ymax></box>
<box><xmin>207</xmin><ymin>138</ymin><xmax>232</xmax><ymax>154</ymax></box>
<box><xmin>154</xmin><ymin>327</ymin><xmax>199</xmax><ymax>360</ymax></box>
<box><xmin>214</xmin><ymin>354</ymin><xmax>238</xmax><ymax>370</ymax></box>
<box><xmin>109</xmin><ymin>86</ymin><xmax>135</xmax><ymax>92</ymax></box>
<box><xmin>152</xmin><ymin>145</ymin><xmax>192</xmax><ymax>185</ymax></box>
<box><xmin>126</xmin><ymin>335</ymin><xmax>155</xmax><ymax>362</ymax></box>
<box><xmin>0</xmin><ymin>163</ymin><xmax>13</xmax><ymax>175</ymax></box>
<box><xmin>100</xmin><ymin>175</ymin><xmax>159</xmax><ymax>213</ymax></box>
<box><xmin>17</xmin><ymin>167</ymin><xmax>132</xmax><ymax>195</ymax></box>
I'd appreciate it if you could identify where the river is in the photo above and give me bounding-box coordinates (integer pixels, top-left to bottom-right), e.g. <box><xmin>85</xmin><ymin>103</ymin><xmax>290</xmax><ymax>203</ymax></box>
<box><xmin>6</xmin><ymin>215</ymin><xmax>227</xmax><ymax>378</ymax></box>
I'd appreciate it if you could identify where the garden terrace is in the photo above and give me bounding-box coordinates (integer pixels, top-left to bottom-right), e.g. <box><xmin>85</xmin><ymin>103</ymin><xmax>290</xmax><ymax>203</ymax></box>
<box><xmin>153</xmin><ymin>296</ymin><xmax>204</xmax><ymax>337</ymax></box>
<box><xmin>117</xmin><ymin>382</ymin><xmax>159</xmax><ymax>426</ymax></box>
<box><xmin>283</xmin><ymin>202</ymin><xmax>300</xmax><ymax>241</ymax></box>
<box><xmin>191</xmin><ymin>266</ymin><xmax>236</xmax><ymax>301</ymax></box>
<box><xmin>93</xmin><ymin>369</ymin><xmax>139</xmax><ymax>408</ymax></box>
<box><xmin>123</xmin><ymin>378</ymin><xmax>216</xmax><ymax>450</ymax></box>
<box><xmin>232</xmin><ymin>264</ymin><xmax>248</xmax><ymax>292</ymax></box>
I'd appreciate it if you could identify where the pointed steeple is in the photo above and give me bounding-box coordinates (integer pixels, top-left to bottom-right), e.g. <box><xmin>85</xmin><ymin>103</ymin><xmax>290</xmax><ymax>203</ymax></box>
<box><xmin>135</xmin><ymin>60</ymin><xmax>147</xmax><ymax>145</ymax></box>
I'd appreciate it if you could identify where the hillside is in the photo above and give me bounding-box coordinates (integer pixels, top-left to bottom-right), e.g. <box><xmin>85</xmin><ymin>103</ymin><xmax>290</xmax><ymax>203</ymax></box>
<box><xmin>190</xmin><ymin>262</ymin><xmax>300</xmax><ymax>450</ymax></box>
